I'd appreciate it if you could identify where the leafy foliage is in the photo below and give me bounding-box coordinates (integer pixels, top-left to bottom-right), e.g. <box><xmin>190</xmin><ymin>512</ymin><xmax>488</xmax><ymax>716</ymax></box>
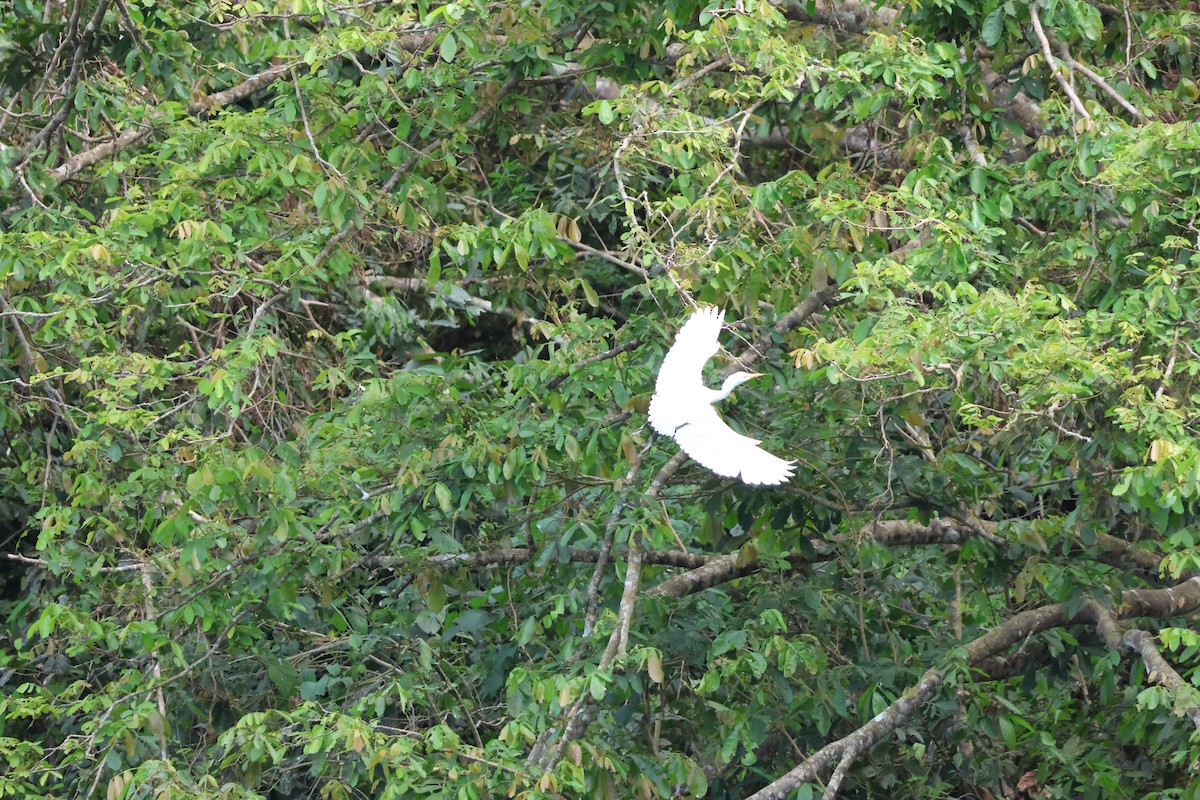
<box><xmin>2</xmin><ymin>0</ymin><xmax>1200</xmax><ymax>797</ymax></box>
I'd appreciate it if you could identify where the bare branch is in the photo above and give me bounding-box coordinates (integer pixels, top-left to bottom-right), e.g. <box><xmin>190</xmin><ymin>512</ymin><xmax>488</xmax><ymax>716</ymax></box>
<box><xmin>48</xmin><ymin>124</ymin><xmax>155</xmax><ymax>183</ymax></box>
<box><xmin>822</xmin><ymin>744</ymin><xmax>862</xmax><ymax>800</ymax></box>
<box><xmin>570</xmin><ymin>241</ymin><xmax>649</xmax><ymax>278</ymax></box>
<box><xmin>749</xmin><ymin>666</ymin><xmax>945</xmax><ymax>799</ymax></box>
<box><xmin>1088</xmin><ymin>600</ymin><xmax>1200</xmax><ymax>729</ymax></box>
<box><xmin>3</xmin><ymin>551</ymin><xmax>143</xmax><ymax>573</ymax></box>
<box><xmin>976</xmin><ymin>51</ymin><xmax>1045</xmax><ymax>139</ymax></box>
<box><xmin>49</xmin><ymin>63</ymin><xmax>295</xmax><ymax>184</ymax></box>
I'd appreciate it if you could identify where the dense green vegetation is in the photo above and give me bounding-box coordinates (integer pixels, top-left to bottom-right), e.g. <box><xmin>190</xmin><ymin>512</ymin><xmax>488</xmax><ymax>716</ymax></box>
<box><xmin>2</xmin><ymin>0</ymin><xmax>1200</xmax><ymax>797</ymax></box>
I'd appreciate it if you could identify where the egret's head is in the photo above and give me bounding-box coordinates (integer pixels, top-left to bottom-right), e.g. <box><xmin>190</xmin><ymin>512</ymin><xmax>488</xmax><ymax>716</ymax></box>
<box><xmin>719</xmin><ymin>371</ymin><xmax>763</xmax><ymax>396</ymax></box>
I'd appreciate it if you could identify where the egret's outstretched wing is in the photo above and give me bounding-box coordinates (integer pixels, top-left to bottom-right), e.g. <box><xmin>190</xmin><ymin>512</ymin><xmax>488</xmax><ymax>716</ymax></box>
<box><xmin>648</xmin><ymin>306</ymin><xmax>724</xmax><ymax>436</ymax></box>
<box><xmin>672</xmin><ymin>404</ymin><xmax>796</xmax><ymax>486</ymax></box>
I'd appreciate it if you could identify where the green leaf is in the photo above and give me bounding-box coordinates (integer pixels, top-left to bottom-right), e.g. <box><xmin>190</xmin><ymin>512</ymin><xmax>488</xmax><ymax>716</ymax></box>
<box><xmin>981</xmin><ymin>8</ymin><xmax>1004</xmax><ymax>45</ymax></box>
<box><xmin>433</xmin><ymin>482</ymin><xmax>452</xmax><ymax>513</ymax></box>
<box><xmin>969</xmin><ymin>168</ymin><xmax>986</xmax><ymax>195</ymax></box>
<box><xmin>440</xmin><ymin>33</ymin><xmax>458</xmax><ymax>63</ymax></box>
<box><xmin>597</xmin><ymin>100</ymin><xmax>615</xmax><ymax>125</ymax></box>
<box><xmin>579</xmin><ymin>278</ymin><xmax>599</xmax><ymax>307</ymax></box>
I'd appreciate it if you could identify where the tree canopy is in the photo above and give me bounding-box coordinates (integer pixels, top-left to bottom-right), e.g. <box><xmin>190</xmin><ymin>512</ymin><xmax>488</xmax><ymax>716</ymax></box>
<box><xmin>2</xmin><ymin>0</ymin><xmax>1200</xmax><ymax>797</ymax></box>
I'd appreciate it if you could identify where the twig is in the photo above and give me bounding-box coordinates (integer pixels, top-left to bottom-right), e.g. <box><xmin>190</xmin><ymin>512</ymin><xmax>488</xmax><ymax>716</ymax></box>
<box><xmin>382</xmin><ymin>73</ymin><xmax>522</xmax><ymax>193</ymax></box>
<box><xmin>583</xmin><ymin>453</ymin><xmax>647</xmax><ymax>636</ymax></box>
<box><xmin>547</xmin><ymin>338</ymin><xmax>643</xmax><ymax>391</ymax></box>
<box><xmin>290</xmin><ymin>68</ymin><xmax>342</xmax><ymax>178</ymax></box>
<box><xmin>3</xmin><ymin>552</ymin><xmax>142</xmax><ymax>573</ymax></box>
<box><xmin>570</xmin><ymin>241</ymin><xmax>648</xmax><ymax>278</ymax></box>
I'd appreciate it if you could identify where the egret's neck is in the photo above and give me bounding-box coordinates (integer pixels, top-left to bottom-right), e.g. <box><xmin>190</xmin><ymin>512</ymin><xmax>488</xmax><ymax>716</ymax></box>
<box><xmin>710</xmin><ymin>376</ymin><xmax>742</xmax><ymax>403</ymax></box>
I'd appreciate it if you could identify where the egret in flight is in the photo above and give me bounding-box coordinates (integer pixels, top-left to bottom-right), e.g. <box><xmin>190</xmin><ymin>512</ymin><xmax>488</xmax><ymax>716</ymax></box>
<box><xmin>648</xmin><ymin>306</ymin><xmax>795</xmax><ymax>485</ymax></box>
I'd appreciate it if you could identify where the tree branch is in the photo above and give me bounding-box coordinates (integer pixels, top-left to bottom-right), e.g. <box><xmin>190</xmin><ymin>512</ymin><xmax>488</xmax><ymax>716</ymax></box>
<box><xmin>20</xmin><ymin>0</ymin><xmax>112</xmax><ymax>163</ymax></box>
<box><xmin>959</xmin><ymin>123</ymin><xmax>987</xmax><ymax>166</ymax></box>
<box><xmin>1029</xmin><ymin>0</ymin><xmax>1090</xmax><ymax>120</ymax></box>
<box><xmin>547</xmin><ymin>339</ymin><xmax>643</xmax><ymax>391</ymax></box>
<box><xmin>647</xmin><ymin>518</ymin><xmax>971</xmax><ymax>598</ymax></box>
<box><xmin>190</xmin><ymin>62</ymin><xmax>292</xmax><ymax>116</ymax></box>
<box><xmin>975</xmin><ymin>49</ymin><xmax>1045</xmax><ymax>140</ymax></box>
<box><xmin>1088</xmin><ymin>600</ymin><xmax>1200</xmax><ymax>728</ymax></box>
<box><xmin>777</xmin><ymin>0</ymin><xmax>900</xmax><ymax>33</ymax></box>
<box><xmin>1122</xmin><ymin>628</ymin><xmax>1200</xmax><ymax>729</ymax></box>
<box><xmin>1059</xmin><ymin>45</ymin><xmax>1146</xmax><ymax>121</ymax></box>
<box><xmin>727</xmin><ymin>287</ymin><xmax>839</xmax><ymax>376</ymax></box>
<box><xmin>749</xmin><ymin>576</ymin><xmax>1200</xmax><ymax>798</ymax></box>
<box><xmin>48</xmin><ymin>62</ymin><xmax>296</xmax><ymax>184</ymax></box>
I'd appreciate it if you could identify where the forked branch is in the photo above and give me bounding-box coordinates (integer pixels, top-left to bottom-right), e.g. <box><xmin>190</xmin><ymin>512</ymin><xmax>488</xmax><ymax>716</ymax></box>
<box><xmin>748</xmin><ymin>576</ymin><xmax>1200</xmax><ymax>799</ymax></box>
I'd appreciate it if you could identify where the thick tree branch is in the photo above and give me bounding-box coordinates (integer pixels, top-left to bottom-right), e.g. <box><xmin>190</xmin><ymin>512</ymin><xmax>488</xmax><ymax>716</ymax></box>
<box><xmin>976</xmin><ymin>50</ymin><xmax>1045</xmax><ymax>139</ymax></box>
<box><xmin>750</xmin><ymin>666</ymin><xmax>946</xmax><ymax>799</ymax></box>
<box><xmin>1122</xmin><ymin>628</ymin><xmax>1200</xmax><ymax>729</ymax></box>
<box><xmin>189</xmin><ymin>62</ymin><xmax>292</xmax><ymax>116</ymax></box>
<box><xmin>777</xmin><ymin>0</ymin><xmax>900</xmax><ymax>33</ymax></box>
<box><xmin>749</xmin><ymin>576</ymin><xmax>1200</xmax><ymax>799</ymax></box>
<box><xmin>645</xmin><ymin>546</ymin><xmax>815</xmax><ymax>598</ymax></box>
<box><xmin>1088</xmin><ymin>601</ymin><xmax>1200</xmax><ymax>728</ymax></box>
<box><xmin>47</xmin><ymin>124</ymin><xmax>155</xmax><ymax>183</ymax></box>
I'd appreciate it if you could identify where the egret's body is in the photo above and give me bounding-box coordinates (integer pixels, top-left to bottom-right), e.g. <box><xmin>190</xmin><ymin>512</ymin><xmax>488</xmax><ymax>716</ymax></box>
<box><xmin>649</xmin><ymin>306</ymin><xmax>795</xmax><ymax>485</ymax></box>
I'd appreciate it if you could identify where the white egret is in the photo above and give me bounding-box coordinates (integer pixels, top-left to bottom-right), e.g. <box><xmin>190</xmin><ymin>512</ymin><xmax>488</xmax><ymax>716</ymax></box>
<box><xmin>648</xmin><ymin>306</ymin><xmax>795</xmax><ymax>485</ymax></box>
